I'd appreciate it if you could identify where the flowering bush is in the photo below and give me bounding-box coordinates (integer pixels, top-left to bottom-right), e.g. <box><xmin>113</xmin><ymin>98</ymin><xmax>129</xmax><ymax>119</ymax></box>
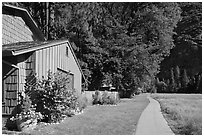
<box><xmin>10</xmin><ymin>109</ymin><xmax>43</xmax><ymax>122</ymax></box>
<box><xmin>25</xmin><ymin>70</ymin><xmax>80</xmax><ymax>123</ymax></box>
<box><xmin>10</xmin><ymin>103</ymin><xmax>43</xmax><ymax>131</ymax></box>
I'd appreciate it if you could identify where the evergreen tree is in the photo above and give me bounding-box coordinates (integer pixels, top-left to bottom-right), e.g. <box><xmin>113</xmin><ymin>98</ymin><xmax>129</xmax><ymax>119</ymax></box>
<box><xmin>181</xmin><ymin>69</ymin><xmax>189</xmax><ymax>90</ymax></box>
<box><xmin>170</xmin><ymin>68</ymin><xmax>176</xmax><ymax>92</ymax></box>
<box><xmin>195</xmin><ymin>73</ymin><xmax>202</xmax><ymax>93</ymax></box>
<box><xmin>174</xmin><ymin>66</ymin><xmax>181</xmax><ymax>90</ymax></box>
<box><xmin>158</xmin><ymin>2</ymin><xmax>202</xmax><ymax>81</ymax></box>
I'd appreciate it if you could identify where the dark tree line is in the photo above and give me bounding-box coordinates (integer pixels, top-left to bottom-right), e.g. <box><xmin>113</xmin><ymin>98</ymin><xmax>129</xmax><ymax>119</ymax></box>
<box><xmin>4</xmin><ymin>2</ymin><xmax>201</xmax><ymax>96</ymax></box>
<box><xmin>157</xmin><ymin>2</ymin><xmax>202</xmax><ymax>94</ymax></box>
<box><xmin>156</xmin><ymin>66</ymin><xmax>201</xmax><ymax>94</ymax></box>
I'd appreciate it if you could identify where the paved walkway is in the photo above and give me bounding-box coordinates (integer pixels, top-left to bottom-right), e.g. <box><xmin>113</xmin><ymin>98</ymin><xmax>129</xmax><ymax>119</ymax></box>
<box><xmin>135</xmin><ymin>94</ymin><xmax>174</xmax><ymax>135</ymax></box>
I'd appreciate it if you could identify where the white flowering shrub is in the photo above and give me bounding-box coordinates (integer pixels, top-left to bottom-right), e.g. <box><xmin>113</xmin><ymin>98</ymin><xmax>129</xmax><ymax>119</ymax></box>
<box><xmin>25</xmin><ymin>71</ymin><xmax>79</xmax><ymax>123</ymax></box>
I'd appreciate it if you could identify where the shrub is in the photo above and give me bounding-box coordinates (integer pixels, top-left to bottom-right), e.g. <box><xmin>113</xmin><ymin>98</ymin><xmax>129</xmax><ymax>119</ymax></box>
<box><xmin>25</xmin><ymin>71</ymin><xmax>79</xmax><ymax>123</ymax></box>
<box><xmin>92</xmin><ymin>91</ymin><xmax>119</xmax><ymax>105</ymax></box>
<box><xmin>155</xmin><ymin>80</ymin><xmax>167</xmax><ymax>93</ymax></box>
<box><xmin>77</xmin><ymin>93</ymin><xmax>88</xmax><ymax>111</ymax></box>
<box><xmin>151</xmin><ymin>85</ymin><xmax>157</xmax><ymax>93</ymax></box>
<box><xmin>9</xmin><ymin>95</ymin><xmax>43</xmax><ymax>131</ymax></box>
<box><xmin>101</xmin><ymin>91</ymin><xmax>109</xmax><ymax>104</ymax></box>
<box><xmin>92</xmin><ymin>91</ymin><xmax>103</xmax><ymax>105</ymax></box>
<box><xmin>107</xmin><ymin>95</ymin><xmax>117</xmax><ymax>105</ymax></box>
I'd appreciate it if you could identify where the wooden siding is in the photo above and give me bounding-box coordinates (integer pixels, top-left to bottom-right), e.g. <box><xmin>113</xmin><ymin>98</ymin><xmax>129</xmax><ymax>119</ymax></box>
<box><xmin>2</xmin><ymin>62</ymin><xmax>18</xmax><ymax>114</ymax></box>
<box><xmin>2</xmin><ymin>14</ymin><xmax>36</xmax><ymax>45</ymax></box>
<box><xmin>25</xmin><ymin>52</ymin><xmax>36</xmax><ymax>86</ymax></box>
<box><xmin>17</xmin><ymin>55</ymin><xmax>26</xmax><ymax>95</ymax></box>
<box><xmin>2</xmin><ymin>52</ymin><xmax>36</xmax><ymax>115</ymax></box>
<box><xmin>35</xmin><ymin>42</ymin><xmax>82</xmax><ymax>93</ymax></box>
<box><xmin>67</xmin><ymin>44</ymin><xmax>82</xmax><ymax>93</ymax></box>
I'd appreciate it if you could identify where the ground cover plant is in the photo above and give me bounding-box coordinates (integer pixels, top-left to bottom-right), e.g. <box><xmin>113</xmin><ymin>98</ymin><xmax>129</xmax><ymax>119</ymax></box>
<box><xmin>151</xmin><ymin>94</ymin><xmax>202</xmax><ymax>135</ymax></box>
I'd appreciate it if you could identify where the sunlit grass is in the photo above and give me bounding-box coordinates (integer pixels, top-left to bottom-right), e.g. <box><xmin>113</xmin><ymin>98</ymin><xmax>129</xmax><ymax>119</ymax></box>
<box><xmin>151</xmin><ymin>94</ymin><xmax>202</xmax><ymax>135</ymax></box>
<box><xmin>16</xmin><ymin>94</ymin><xmax>149</xmax><ymax>135</ymax></box>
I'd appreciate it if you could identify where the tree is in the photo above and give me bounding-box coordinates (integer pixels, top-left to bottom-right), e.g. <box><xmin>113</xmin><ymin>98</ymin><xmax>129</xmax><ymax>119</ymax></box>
<box><xmin>49</xmin><ymin>2</ymin><xmax>181</xmax><ymax>95</ymax></box>
<box><xmin>8</xmin><ymin>2</ymin><xmax>182</xmax><ymax>96</ymax></box>
<box><xmin>194</xmin><ymin>73</ymin><xmax>202</xmax><ymax>93</ymax></box>
<box><xmin>169</xmin><ymin>68</ymin><xmax>176</xmax><ymax>92</ymax></box>
<box><xmin>174</xmin><ymin>66</ymin><xmax>181</xmax><ymax>90</ymax></box>
<box><xmin>158</xmin><ymin>2</ymin><xmax>202</xmax><ymax>80</ymax></box>
<box><xmin>181</xmin><ymin>69</ymin><xmax>189</xmax><ymax>90</ymax></box>
<box><xmin>99</xmin><ymin>2</ymin><xmax>181</xmax><ymax>96</ymax></box>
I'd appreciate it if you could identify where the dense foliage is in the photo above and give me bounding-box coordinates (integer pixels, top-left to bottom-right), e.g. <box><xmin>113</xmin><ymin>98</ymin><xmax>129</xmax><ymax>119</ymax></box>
<box><xmin>8</xmin><ymin>94</ymin><xmax>43</xmax><ymax>131</ymax></box>
<box><xmin>158</xmin><ymin>2</ymin><xmax>202</xmax><ymax>93</ymax></box>
<box><xmin>157</xmin><ymin>2</ymin><xmax>202</xmax><ymax>93</ymax></box>
<box><xmin>92</xmin><ymin>91</ymin><xmax>120</xmax><ymax>105</ymax></box>
<box><xmin>155</xmin><ymin>66</ymin><xmax>201</xmax><ymax>93</ymax></box>
<box><xmin>25</xmin><ymin>71</ymin><xmax>81</xmax><ymax>123</ymax></box>
<box><xmin>5</xmin><ymin>2</ymin><xmax>201</xmax><ymax>95</ymax></box>
<box><xmin>42</xmin><ymin>2</ymin><xmax>181</xmax><ymax>97</ymax></box>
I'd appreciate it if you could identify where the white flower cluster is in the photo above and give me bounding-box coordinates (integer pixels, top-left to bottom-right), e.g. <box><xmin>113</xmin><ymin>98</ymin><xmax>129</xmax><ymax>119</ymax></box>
<box><xmin>10</xmin><ymin>110</ymin><xmax>43</xmax><ymax>122</ymax></box>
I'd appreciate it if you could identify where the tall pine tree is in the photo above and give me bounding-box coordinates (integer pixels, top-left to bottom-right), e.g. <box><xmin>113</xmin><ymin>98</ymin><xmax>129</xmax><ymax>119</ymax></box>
<box><xmin>181</xmin><ymin>69</ymin><xmax>189</xmax><ymax>90</ymax></box>
<box><xmin>170</xmin><ymin>68</ymin><xmax>176</xmax><ymax>92</ymax></box>
<box><xmin>174</xmin><ymin>66</ymin><xmax>181</xmax><ymax>90</ymax></box>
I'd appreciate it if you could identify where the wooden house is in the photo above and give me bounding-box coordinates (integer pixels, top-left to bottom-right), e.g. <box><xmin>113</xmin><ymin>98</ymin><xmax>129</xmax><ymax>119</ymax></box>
<box><xmin>2</xmin><ymin>4</ymin><xmax>85</xmax><ymax>118</ymax></box>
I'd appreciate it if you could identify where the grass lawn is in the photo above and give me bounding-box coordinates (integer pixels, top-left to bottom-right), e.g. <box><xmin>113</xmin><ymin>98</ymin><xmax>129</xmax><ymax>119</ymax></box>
<box><xmin>151</xmin><ymin>93</ymin><xmax>202</xmax><ymax>135</ymax></box>
<box><xmin>15</xmin><ymin>93</ymin><xmax>149</xmax><ymax>135</ymax></box>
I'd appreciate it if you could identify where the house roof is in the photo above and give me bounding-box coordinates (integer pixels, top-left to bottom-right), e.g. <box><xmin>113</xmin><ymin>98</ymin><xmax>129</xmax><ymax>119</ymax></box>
<box><xmin>2</xmin><ymin>40</ymin><xmax>69</xmax><ymax>56</ymax></box>
<box><xmin>2</xmin><ymin>4</ymin><xmax>45</xmax><ymax>41</ymax></box>
<box><xmin>2</xmin><ymin>40</ymin><xmax>87</xmax><ymax>83</ymax></box>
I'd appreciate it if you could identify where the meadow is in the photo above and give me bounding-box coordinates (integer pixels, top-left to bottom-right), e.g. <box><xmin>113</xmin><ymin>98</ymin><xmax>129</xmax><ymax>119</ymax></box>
<box><xmin>152</xmin><ymin>94</ymin><xmax>202</xmax><ymax>135</ymax></box>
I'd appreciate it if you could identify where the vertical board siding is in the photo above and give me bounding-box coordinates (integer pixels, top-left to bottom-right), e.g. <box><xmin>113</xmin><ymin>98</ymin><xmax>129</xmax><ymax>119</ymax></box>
<box><xmin>67</xmin><ymin>44</ymin><xmax>82</xmax><ymax>93</ymax></box>
<box><xmin>35</xmin><ymin>43</ymin><xmax>82</xmax><ymax>93</ymax></box>
<box><xmin>35</xmin><ymin>51</ymin><xmax>38</xmax><ymax>76</ymax></box>
<box><xmin>53</xmin><ymin>46</ymin><xmax>57</xmax><ymax>73</ymax></box>
<box><xmin>18</xmin><ymin>56</ymin><xmax>26</xmax><ymax>95</ymax></box>
<box><xmin>43</xmin><ymin>49</ymin><xmax>47</xmax><ymax>77</ymax></box>
<box><xmin>39</xmin><ymin>50</ymin><xmax>42</xmax><ymax>78</ymax></box>
<box><xmin>52</xmin><ymin>47</ymin><xmax>55</xmax><ymax>72</ymax></box>
<box><xmin>46</xmin><ymin>49</ymin><xmax>49</xmax><ymax>73</ymax></box>
<box><xmin>50</xmin><ymin>48</ymin><xmax>52</xmax><ymax>70</ymax></box>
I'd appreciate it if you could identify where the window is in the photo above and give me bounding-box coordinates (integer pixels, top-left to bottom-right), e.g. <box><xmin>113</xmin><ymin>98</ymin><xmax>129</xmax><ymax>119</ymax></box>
<box><xmin>57</xmin><ymin>68</ymin><xmax>74</xmax><ymax>90</ymax></box>
<box><xmin>66</xmin><ymin>46</ymin><xmax>69</xmax><ymax>57</ymax></box>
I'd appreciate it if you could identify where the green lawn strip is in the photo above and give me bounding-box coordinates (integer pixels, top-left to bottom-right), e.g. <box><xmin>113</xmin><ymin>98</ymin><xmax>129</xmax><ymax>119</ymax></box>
<box><xmin>151</xmin><ymin>94</ymin><xmax>202</xmax><ymax>135</ymax></box>
<box><xmin>26</xmin><ymin>94</ymin><xmax>149</xmax><ymax>135</ymax></box>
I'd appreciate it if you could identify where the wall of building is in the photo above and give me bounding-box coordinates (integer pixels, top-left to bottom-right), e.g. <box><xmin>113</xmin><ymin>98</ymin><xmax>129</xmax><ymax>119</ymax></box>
<box><xmin>2</xmin><ymin>14</ymin><xmax>36</xmax><ymax>45</ymax></box>
<box><xmin>35</xmin><ymin>42</ymin><xmax>82</xmax><ymax>93</ymax></box>
<box><xmin>2</xmin><ymin>62</ymin><xmax>18</xmax><ymax>115</ymax></box>
<box><xmin>17</xmin><ymin>55</ymin><xmax>26</xmax><ymax>99</ymax></box>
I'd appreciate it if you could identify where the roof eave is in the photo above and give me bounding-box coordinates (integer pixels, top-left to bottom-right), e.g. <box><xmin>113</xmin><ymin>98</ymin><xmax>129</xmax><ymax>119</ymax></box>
<box><xmin>2</xmin><ymin>40</ymin><xmax>69</xmax><ymax>57</ymax></box>
<box><xmin>2</xmin><ymin>50</ymin><xmax>15</xmax><ymax>57</ymax></box>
